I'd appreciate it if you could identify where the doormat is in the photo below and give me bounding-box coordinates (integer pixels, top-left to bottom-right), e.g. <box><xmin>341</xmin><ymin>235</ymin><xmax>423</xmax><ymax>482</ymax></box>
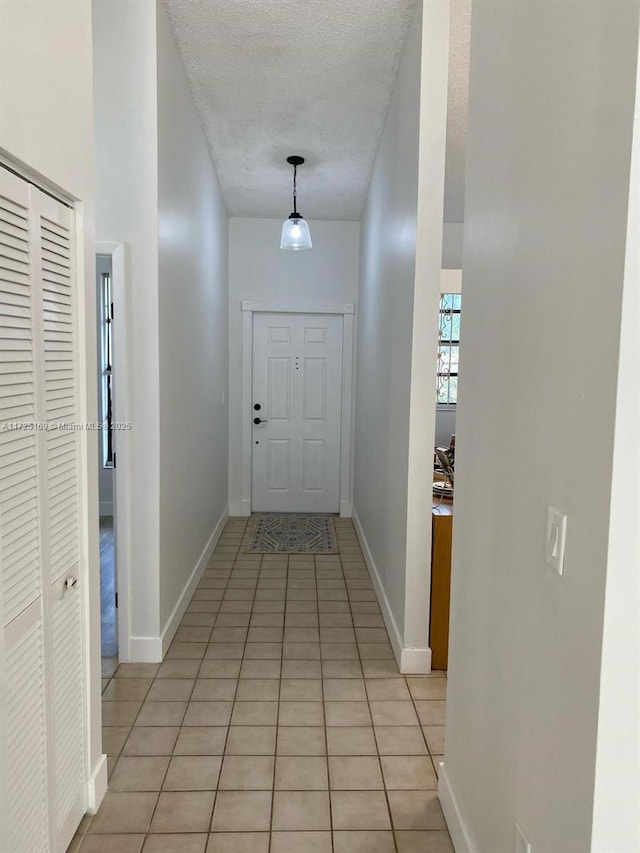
<box><xmin>246</xmin><ymin>516</ymin><xmax>338</xmax><ymax>553</ymax></box>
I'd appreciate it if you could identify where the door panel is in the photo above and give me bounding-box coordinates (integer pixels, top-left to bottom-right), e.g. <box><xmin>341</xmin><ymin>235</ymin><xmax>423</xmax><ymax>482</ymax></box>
<box><xmin>5</xmin><ymin>604</ymin><xmax>49</xmax><ymax>853</ymax></box>
<box><xmin>303</xmin><ymin>359</ymin><xmax>326</xmax><ymax>421</ymax></box>
<box><xmin>0</xmin><ymin>167</ymin><xmax>86</xmax><ymax>853</ymax></box>
<box><xmin>36</xmin><ymin>192</ymin><xmax>85</xmax><ymax>852</ymax></box>
<box><xmin>50</xmin><ymin>575</ymin><xmax>85</xmax><ymax>846</ymax></box>
<box><xmin>267</xmin><ymin>439</ymin><xmax>290</xmax><ymax>491</ymax></box>
<box><xmin>252</xmin><ymin>313</ymin><xmax>342</xmax><ymax>513</ymax></box>
<box><xmin>302</xmin><ymin>439</ymin><xmax>325</xmax><ymax>491</ymax></box>
<box><xmin>1</xmin><ymin>168</ymin><xmax>51</xmax><ymax>853</ymax></box>
<box><xmin>268</xmin><ymin>358</ymin><xmax>290</xmax><ymax>420</ymax></box>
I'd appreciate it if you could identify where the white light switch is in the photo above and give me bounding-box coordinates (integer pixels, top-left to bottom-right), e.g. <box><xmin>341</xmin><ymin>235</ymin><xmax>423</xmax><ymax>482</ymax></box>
<box><xmin>545</xmin><ymin>507</ymin><xmax>567</xmax><ymax>575</ymax></box>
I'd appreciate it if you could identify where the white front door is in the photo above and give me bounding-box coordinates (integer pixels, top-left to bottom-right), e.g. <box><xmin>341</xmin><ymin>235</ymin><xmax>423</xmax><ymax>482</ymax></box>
<box><xmin>252</xmin><ymin>313</ymin><xmax>343</xmax><ymax>513</ymax></box>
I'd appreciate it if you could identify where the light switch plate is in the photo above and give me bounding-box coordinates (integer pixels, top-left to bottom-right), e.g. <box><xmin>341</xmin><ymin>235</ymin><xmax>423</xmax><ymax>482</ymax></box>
<box><xmin>514</xmin><ymin>820</ymin><xmax>532</xmax><ymax>853</ymax></box>
<box><xmin>545</xmin><ymin>507</ymin><xmax>567</xmax><ymax>575</ymax></box>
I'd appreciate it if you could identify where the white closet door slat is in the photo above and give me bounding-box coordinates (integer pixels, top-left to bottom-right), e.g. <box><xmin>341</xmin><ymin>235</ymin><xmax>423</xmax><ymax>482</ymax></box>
<box><xmin>50</xmin><ymin>579</ymin><xmax>85</xmax><ymax>840</ymax></box>
<box><xmin>37</xmin><ymin>200</ymin><xmax>80</xmax><ymax>593</ymax></box>
<box><xmin>36</xmin><ymin>190</ymin><xmax>86</xmax><ymax>851</ymax></box>
<box><xmin>0</xmin><ymin>167</ymin><xmax>86</xmax><ymax>853</ymax></box>
<box><xmin>6</xmin><ymin>608</ymin><xmax>50</xmax><ymax>853</ymax></box>
<box><xmin>0</xmin><ymin>171</ymin><xmax>42</xmax><ymax>633</ymax></box>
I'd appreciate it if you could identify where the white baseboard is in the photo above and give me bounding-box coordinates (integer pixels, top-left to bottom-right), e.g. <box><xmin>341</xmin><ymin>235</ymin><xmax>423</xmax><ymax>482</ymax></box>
<box><xmin>352</xmin><ymin>507</ymin><xmax>404</xmax><ymax>664</ymax></box>
<box><xmin>99</xmin><ymin>501</ymin><xmax>113</xmax><ymax>516</ymax></box>
<box><xmin>229</xmin><ymin>499</ymin><xmax>251</xmax><ymax>517</ymax></box>
<box><xmin>401</xmin><ymin>646</ymin><xmax>432</xmax><ymax>672</ymax></box>
<box><xmin>160</xmin><ymin>507</ymin><xmax>229</xmax><ymax>658</ymax></box>
<box><xmin>439</xmin><ymin>763</ymin><xmax>478</xmax><ymax>853</ymax></box>
<box><xmin>352</xmin><ymin>507</ymin><xmax>432</xmax><ymax>675</ymax></box>
<box><xmin>340</xmin><ymin>499</ymin><xmax>353</xmax><ymax>518</ymax></box>
<box><xmin>87</xmin><ymin>753</ymin><xmax>108</xmax><ymax>814</ymax></box>
<box><xmin>128</xmin><ymin>635</ymin><xmax>163</xmax><ymax>663</ymax></box>
<box><xmin>126</xmin><ymin>509</ymin><xmax>229</xmax><ymax>663</ymax></box>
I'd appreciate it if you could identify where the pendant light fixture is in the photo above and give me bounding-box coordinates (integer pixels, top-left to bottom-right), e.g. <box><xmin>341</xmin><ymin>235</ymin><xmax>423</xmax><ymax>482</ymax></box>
<box><xmin>280</xmin><ymin>155</ymin><xmax>313</xmax><ymax>250</ymax></box>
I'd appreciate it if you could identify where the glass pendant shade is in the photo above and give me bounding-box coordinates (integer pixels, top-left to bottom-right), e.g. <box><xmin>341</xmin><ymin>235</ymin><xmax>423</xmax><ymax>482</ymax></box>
<box><xmin>280</xmin><ymin>215</ymin><xmax>312</xmax><ymax>250</ymax></box>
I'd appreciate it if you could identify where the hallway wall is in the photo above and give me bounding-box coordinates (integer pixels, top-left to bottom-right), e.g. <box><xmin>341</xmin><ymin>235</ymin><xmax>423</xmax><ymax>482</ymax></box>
<box><xmin>227</xmin><ymin>217</ymin><xmax>360</xmax><ymax>514</ymax></box>
<box><xmin>442</xmin><ymin>2</ymin><xmax>640</xmax><ymax>851</ymax></box>
<box><xmin>157</xmin><ymin>1</ymin><xmax>229</xmax><ymax>637</ymax></box>
<box><xmin>93</xmin><ymin>0</ymin><xmax>161</xmax><ymax>652</ymax></box>
<box><xmin>442</xmin><ymin>222</ymin><xmax>464</xmax><ymax>269</ymax></box>
<box><xmin>93</xmin><ymin>0</ymin><xmax>230</xmax><ymax>659</ymax></box>
<box><xmin>353</xmin><ymin>0</ymin><xmax>448</xmax><ymax>671</ymax></box>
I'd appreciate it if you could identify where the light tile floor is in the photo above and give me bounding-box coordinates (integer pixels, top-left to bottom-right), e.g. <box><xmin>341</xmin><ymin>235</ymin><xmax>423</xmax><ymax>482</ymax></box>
<box><xmin>72</xmin><ymin>518</ymin><xmax>451</xmax><ymax>853</ymax></box>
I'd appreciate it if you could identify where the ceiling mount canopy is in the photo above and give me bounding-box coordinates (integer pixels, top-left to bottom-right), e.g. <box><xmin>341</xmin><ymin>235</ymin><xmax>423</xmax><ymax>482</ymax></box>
<box><xmin>280</xmin><ymin>155</ymin><xmax>312</xmax><ymax>250</ymax></box>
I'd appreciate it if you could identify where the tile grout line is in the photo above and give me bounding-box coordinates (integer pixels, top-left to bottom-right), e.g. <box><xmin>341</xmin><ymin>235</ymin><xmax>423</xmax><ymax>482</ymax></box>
<box><xmin>348</xmin><ymin>532</ymin><xmax>401</xmax><ymax>853</ymax></box>
<box><xmin>317</xmin><ymin>550</ymin><xmax>335</xmax><ymax>853</ymax></box>
<box><xmin>207</xmin><ymin>524</ymin><xmax>248</xmax><ymax>835</ymax></box>
<box><xmin>267</xmin><ymin>549</ymin><xmax>286</xmax><ymax>852</ymax></box>
<box><xmin>143</xmin><ymin>523</ymin><xmax>241</xmax><ymax>840</ymax></box>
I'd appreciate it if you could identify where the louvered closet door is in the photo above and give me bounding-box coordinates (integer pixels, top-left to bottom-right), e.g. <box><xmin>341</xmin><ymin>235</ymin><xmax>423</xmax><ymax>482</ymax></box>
<box><xmin>36</xmin><ymin>192</ymin><xmax>86</xmax><ymax>852</ymax></box>
<box><xmin>0</xmin><ymin>167</ymin><xmax>86</xmax><ymax>853</ymax></box>
<box><xmin>0</xmin><ymin>168</ymin><xmax>50</xmax><ymax>853</ymax></box>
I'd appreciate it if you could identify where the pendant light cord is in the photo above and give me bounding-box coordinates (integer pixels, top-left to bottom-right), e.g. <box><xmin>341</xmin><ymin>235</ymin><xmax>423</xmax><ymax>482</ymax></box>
<box><xmin>292</xmin><ymin>163</ymin><xmax>298</xmax><ymax>216</ymax></box>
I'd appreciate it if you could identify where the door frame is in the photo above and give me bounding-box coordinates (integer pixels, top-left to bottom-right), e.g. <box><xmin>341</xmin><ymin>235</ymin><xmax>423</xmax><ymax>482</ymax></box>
<box><xmin>96</xmin><ymin>242</ymin><xmax>131</xmax><ymax>660</ymax></box>
<box><xmin>240</xmin><ymin>301</ymin><xmax>355</xmax><ymax>517</ymax></box>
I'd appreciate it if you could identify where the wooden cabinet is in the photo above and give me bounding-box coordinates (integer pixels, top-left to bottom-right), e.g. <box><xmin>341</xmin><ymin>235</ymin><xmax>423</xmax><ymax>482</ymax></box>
<box><xmin>429</xmin><ymin>502</ymin><xmax>453</xmax><ymax>670</ymax></box>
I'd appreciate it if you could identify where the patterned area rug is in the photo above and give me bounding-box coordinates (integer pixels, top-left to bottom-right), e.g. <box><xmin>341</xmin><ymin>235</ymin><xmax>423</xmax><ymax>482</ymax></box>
<box><xmin>246</xmin><ymin>515</ymin><xmax>338</xmax><ymax>553</ymax></box>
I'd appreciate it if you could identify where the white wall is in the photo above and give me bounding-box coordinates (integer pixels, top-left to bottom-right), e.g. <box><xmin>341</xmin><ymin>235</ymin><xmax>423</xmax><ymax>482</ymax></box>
<box><xmin>353</xmin><ymin>0</ymin><xmax>448</xmax><ymax>671</ymax></box>
<box><xmin>228</xmin><ymin>217</ymin><xmax>360</xmax><ymax>513</ymax></box>
<box><xmin>0</xmin><ymin>0</ymin><xmax>104</xmax><ymax>809</ymax></box>
<box><xmin>441</xmin><ymin>3</ymin><xmax>640</xmax><ymax>852</ymax></box>
<box><xmin>156</xmin><ymin>1</ymin><xmax>229</xmax><ymax>633</ymax></box>
<box><xmin>591</xmin><ymin>43</ymin><xmax>640</xmax><ymax>851</ymax></box>
<box><xmin>442</xmin><ymin>222</ymin><xmax>464</xmax><ymax>268</ymax></box>
<box><xmin>93</xmin><ymin>0</ymin><xmax>161</xmax><ymax>653</ymax></box>
<box><xmin>94</xmin><ymin>0</ymin><xmax>230</xmax><ymax>657</ymax></box>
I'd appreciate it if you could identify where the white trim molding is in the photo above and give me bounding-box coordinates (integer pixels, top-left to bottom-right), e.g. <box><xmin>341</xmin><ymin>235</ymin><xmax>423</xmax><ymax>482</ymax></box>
<box><xmin>160</xmin><ymin>507</ymin><xmax>228</xmax><ymax>657</ymax></box>
<box><xmin>241</xmin><ymin>300</ymin><xmax>355</xmax><ymax>316</ymax></box>
<box><xmin>352</xmin><ymin>507</ymin><xmax>432</xmax><ymax>674</ymax></box>
<box><xmin>400</xmin><ymin>646</ymin><xmax>432</xmax><ymax>673</ymax></box>
<box><xmin>127</xmin><ymin>507</ymin><xmax>228</xmax><ymax>662</ymax></box>
<box><xmin>86</xmin><ymin>753</ymin><xmax>108</xmax><ymax>814</ymax></box>
<box><xmin>240</xmin><ymin>301</ymin><xmax>356</xmax><ymax>517</ymax></box>
<box><xmin>128</xmin><ymin>635</ymin><xmax>163</xmax><ymax>663</ymax></box>
<box><xmin>439</xmin><ymin>763</ymin><xmax>479</xmax><ymax>853</ymax></box>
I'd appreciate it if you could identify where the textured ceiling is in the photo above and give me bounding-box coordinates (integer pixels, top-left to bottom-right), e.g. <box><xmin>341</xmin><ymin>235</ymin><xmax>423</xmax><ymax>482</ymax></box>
<box><xmin>163</xmin><ymin>0</ymin><xmax>470</xmax><ymax>222</ymax></box>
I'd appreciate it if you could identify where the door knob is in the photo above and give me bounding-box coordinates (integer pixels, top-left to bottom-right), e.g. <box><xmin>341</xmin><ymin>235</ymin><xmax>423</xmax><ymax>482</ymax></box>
<box><xmin>253</xmin><ymin>417</ymin><xmax>267</xmax><ymax>425</ymax></box>
<box><xmin>65</xmin><ymin>576</ymin><xmax>78</xmax><ymax>591</ymax></box>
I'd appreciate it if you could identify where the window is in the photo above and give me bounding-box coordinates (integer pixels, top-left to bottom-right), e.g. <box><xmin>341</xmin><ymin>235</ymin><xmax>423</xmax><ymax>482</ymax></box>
<box><xmin>100</xmin><ymin>272</ymin><xmax>114</xmax><ymax>467</ymax></box>
<box><xmin>437</xmin><ymin>292</ymin><xmax>461</xmax><ymax>405</ymax></box>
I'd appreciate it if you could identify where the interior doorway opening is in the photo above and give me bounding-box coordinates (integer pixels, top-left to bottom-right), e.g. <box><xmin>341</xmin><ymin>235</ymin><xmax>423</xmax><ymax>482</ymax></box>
<box><xmin>95</xmin><ymin>241</ymin><xmax>130</xmax><ymax>663</ymax></box>
<box><xmin>96</xmin><ymin>254</ymin><xmax>116</xmax><ymax>659</ymax></box>
<box><xmin>430</xmin><ymin>274</ymin><xmax>462</xmax><ymax>672</ymax></box>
